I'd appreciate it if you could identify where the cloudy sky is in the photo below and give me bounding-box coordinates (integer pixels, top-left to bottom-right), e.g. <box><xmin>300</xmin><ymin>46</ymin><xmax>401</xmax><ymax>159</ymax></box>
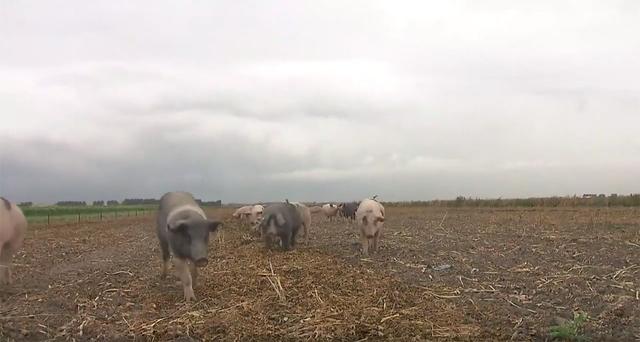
<box><xmin>1</xmin><ymin>1</ymin><xmax>639</xmax><ymax>204</ymax></box>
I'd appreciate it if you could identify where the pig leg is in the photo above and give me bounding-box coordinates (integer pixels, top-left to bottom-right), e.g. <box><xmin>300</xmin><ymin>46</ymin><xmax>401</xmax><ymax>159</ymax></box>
<box><xmin>360</xmin><ymin>232</ymin><xmax>369</xmax><ymax>256</ymax></box>
<box><xmin>0</xmin><ymin>245</ymin><xmax>6</xmax><ymax>284</ymax></box>
<box><xmin>188</xmin><ymin>262</ymin><xmax>198</xmax><ymax>288</ymax></box>
<box><xmin>280</xmin><ymin>232</ymin><xmax>291</xmax><ymax>250</ymax></box>
<box><xmin>300</xmin><ymin>223</ymin><xmax>307</xmax><ymax>243</ymax></box>
<box><xmin>173</xmin><ymin>258</ymin><xmax>196</xmax><ymax>302</ymax></box>
<box><xmin>303</xmin><ymin>222</ymin><xmax>309</xmax><ymax>243</ymax></box>
<box><xmin>372</xmin><ymin>231</ymin><xmax>380</xmax><ymax>252</ymax></box>
<box><xmin>264</xmin><ymin>234</ymin><xmax>273</xmax><ymax>250</ymax></box>
<box><xmin>159</xmin><ymin>239</ymin><xmax>170</xmax><ymax>279</ymax></box>
<box><xmin>280</xmin><ymin>234</ymin><xmax>290</xmax><ymax>251</ymax></box>
<box><xmin>0</xmin><ymin>245</ymin><xmax>13</xmax><ymax>285</ymax></box>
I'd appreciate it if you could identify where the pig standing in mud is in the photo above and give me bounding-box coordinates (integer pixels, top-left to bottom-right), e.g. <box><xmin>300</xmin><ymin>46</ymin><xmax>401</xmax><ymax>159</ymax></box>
<box><xmin>0</xmin><ymin>197</ymin><xmax>27</xmax><ymax>285</ymax></box>
<box><xmin>356</xmin><ymin>198</ymin><xmax>385</xmax><ymax>256</ymax></box>
<box><xmin>258</xmin><ymin>201</ymin><xmax>302</xmax><ymax>251</ymax></box>
<box><xmin>156</xmin><ymin>191</ymin><xmax>222</xmax><ymax>301</ymax></box>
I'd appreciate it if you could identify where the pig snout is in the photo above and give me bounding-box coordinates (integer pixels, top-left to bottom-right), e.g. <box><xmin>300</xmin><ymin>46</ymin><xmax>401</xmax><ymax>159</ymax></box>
<box><xmin>190</xmin><ymin>242</ymin><xmax>209</xmax><ymax>267</ymax></box>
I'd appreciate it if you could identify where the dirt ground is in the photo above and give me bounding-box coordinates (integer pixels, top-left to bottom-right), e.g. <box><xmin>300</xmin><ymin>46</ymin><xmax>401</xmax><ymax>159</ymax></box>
<box><xmin>1</xmin><ymin>206</ymin><xmax>639</xmax><ymax>341</ymax></box>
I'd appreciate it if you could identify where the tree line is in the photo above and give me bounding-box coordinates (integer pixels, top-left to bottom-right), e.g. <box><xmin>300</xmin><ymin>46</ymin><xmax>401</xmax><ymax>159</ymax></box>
<box><xmin>18</xmin><ymin>198</ymin><xmax>222</xmax><ymax>208</ymax></box>
<box><xmin>385</xmin><ymin>194</ymin><xmax>640</xmax><ymax>208</ymax></box>
<box><xmin>20</xmin><ymin>198</ymin><xmax>222</xmax><ymax>207</ymax></box>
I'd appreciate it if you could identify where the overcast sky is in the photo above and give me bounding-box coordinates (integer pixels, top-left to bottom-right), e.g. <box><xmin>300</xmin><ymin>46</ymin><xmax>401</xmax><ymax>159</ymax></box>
<box><xmin>1</xmin><ymin>1</ymin><xmax>639</xmax><ymax>204</ymax></box>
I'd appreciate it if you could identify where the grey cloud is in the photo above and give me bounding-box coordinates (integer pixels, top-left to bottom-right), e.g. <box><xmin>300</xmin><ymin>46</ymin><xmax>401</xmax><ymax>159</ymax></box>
<box><xmin>1</xmin><ymin>1</ymin><xmax>639</xmax><ymax>203</ymax></box>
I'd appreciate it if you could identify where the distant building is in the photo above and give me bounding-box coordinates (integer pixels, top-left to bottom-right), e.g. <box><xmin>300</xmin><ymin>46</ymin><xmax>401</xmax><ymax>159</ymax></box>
<box><xmin>582</xmin><ymin>194</ymin><xmax>597</xmax><ymax>199</ymax></box>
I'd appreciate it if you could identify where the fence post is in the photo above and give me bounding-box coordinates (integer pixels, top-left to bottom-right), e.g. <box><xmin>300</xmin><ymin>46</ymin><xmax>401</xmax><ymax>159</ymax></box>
<box><xmin>78</xmin><ymin>213</ymin><xmax>80</xmax><ymax>223</ymax></box>
<box><xmin>48</xmin><ymin>210</ymin><xmax>51</xmax><ymax>226</ymax></box>
<box><xmin>100</xmin><ymin>211</ymin><xmax>103</xmax><ymax>221</ymax></box>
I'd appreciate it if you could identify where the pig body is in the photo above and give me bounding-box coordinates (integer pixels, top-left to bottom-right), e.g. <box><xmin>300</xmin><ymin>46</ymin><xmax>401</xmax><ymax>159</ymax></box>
<box><xmin>232</xmin><ymin>206</ymin><xmax>253</xmax><ymax>220</ymax></box>
<box><xmin>0</xmin><ymin>197</ymin><xmax>27</xmax><ymax>285</ymax></box>
<box><xmin>321</xmin><ymin>203</ymin><xmax>339</xmax><ymax>221</ymax></box>
<box><xmin>339</xmin><ymin>202</ymin><xmax>359</xmax><ymax>221</ymax></box>
<box><xmin>259</xmin><ymin>202</ymin><xmax>302</xmax><ymax>250</ymax></box>
<box><xmin>156</xmin><ymin>191</ymin><xmax>222</xmax><ymax>301</ymax></box>
<box><xmin>290</xmin><ymin>202</ymin><xmax>311</xmax><ymax>243</ymax></box>
<box><xmin>233</xmin><ymin>205</ymin><xmax>263</xmax><ymax>227</ymax></box>
<box><xmin>309</xmin><ymin>206</ymin><xmax>323</xmax><ymax>214</ymax></box>
<box><xmin>356</xmin><ymin>198</ymin><xmax>385</xmax><ymax>255</ymax></box>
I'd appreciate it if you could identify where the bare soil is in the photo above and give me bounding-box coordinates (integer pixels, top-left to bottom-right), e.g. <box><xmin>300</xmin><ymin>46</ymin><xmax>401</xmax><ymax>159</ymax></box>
<box><xmin>1</xmin><ymin>207</ymin><xmax>639</xmax><ymax>341</ymax></box>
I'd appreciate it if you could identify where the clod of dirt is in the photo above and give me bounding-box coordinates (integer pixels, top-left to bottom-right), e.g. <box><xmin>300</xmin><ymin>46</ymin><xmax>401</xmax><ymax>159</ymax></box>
<box><xmin>432</xmin><ymin>264</ymin><xmax>453</xmax><ymax>271</ymax></box>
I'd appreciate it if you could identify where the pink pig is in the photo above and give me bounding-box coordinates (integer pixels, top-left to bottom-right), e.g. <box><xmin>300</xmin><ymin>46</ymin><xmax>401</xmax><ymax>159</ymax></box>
<box><xmin>0</xmin><ymin>197</ymin><xmax>28</xmax><ymax>285</ymax></box>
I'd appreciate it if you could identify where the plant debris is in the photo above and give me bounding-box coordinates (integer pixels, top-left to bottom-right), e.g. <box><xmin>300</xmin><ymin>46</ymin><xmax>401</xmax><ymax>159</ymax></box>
<box><xmin>1</xmin><ymin>207</ymin><xmax>638</xmax><ymax>340</ymax></box>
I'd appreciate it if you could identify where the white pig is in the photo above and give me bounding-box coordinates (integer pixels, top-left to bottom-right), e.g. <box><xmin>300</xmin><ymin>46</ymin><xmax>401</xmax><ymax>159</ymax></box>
<box><xmin>0</xmin><ymin>197</ymin><xmax>28</xmax><ymax>285</ymax></box>
<box><xmin>249</xmin><ymin>205</ymin><xmax>264</xmax><ymax>225</ymax></box>
<box><xmin>355</xmin><ymin>198</ymin><xmax>385</xmax><ymax>256</ymax></box>
<box><xmin>321</xmin><ymin>203</ymin><xmax>339</xmax><ymax>221</ymax></box>
<box><xmin>232</xmin><ymin>206</ymin><xmax>253</xmax><ymax>220</ymax></box>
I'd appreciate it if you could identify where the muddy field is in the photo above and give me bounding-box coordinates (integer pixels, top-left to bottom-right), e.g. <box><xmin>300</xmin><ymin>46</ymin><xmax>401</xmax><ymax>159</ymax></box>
<box><xmin>1</xmin><ymin>206</ymin><xmax>639</xmax><ymax>341</ymax></box>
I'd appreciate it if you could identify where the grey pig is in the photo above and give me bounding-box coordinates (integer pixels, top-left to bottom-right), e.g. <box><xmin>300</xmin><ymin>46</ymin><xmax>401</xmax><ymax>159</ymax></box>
<box><xmin>259</xmin><ymin>201</ymin><xmax>302</xmax><ymax>251</ymax></box>
<box><xmin>156</xmin><ymin>191</ymin><xmax>222</xmax><ymax>301</ymax></box>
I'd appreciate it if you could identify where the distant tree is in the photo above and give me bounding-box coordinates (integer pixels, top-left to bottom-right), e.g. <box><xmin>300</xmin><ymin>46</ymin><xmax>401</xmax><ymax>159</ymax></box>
<box><xmin>107</xmin><ymin>200</ymin><xmax>119</xmax><ymax>206</ymax></box>
<box><xmin>93</xmin><ymin>200</ymin><xmax>105</xmax><ymax>206</ymax></box>
<box><xmin>56</xmin><ymin>201</ymin><xmax>87</xmax><ymax>206</ymax></box>
<box><xmin>18</xmin><ymin>202</ymin><xmax>33</xmax><ymax>207</ymax></box>
<box><xmin>199</xmin><ymin>200</ymin><xmax>222</xmax><ymax>207</ymax></box>
<box><xmin>121</xmin><ymin>198</ymin><xmax>159</xmax><ymax>205</ymax></box>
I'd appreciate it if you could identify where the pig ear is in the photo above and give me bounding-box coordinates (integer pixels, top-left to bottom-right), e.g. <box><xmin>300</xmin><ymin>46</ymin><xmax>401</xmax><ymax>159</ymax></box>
<box><xmin>168</xmin><ymin>220</ymin><xmax>188</xmax><ymax>231</ymax></box>
<box><xmin>208</xmin><ymin>220</ymin><xmax>222</xmax><ymax>232</ymax></box>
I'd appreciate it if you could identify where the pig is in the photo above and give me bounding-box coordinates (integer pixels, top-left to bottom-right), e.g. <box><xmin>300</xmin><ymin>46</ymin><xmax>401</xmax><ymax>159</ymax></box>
<box><xmin>321</xmin><ymin>203</ymin><xmax>339</xmax><ymax>221</ymax></box>
<box><xmin>249</xmin><ymin>204</ymin><xmax>264</xmax><ymax>225</ymax></box>
<box><xmin>156</xmin><ymin>191</ymin><xmax>222</xmax><ymax>302</ymax></box>
<box><xmin>356</xmin><ymin>198</ymin><xmax>385</xmax><ymax>256</ymax></box>
<box><xmin>309</xmin><ymin>206</ymin><xmax>323</xmax><ymax>214</ymax></box>
<box><xmin>0</xmin><ymin>197</ymin><xmax>27</xmax><ymax>285</ymax></box>
<box><xmin>339</xmin><ymin>202</ymin><xmax>359</xmax><ymax>221</ymax></box>
<box><xmin>258</xmin><ymin>201</ymin><xmax>302</xmax><ymax>251</ymax></box>
<box><xmin>233</xmin><ymin>205</ymin><xmax>263</xmax><ymax>227</ymax></box>
<box><xmin>290</xmin><ymin>202</ymin><xmax>311</xmax><ymax>243</ymax></box>
<box><xmin>232</xmin><ymin>206</ymin><xmax>253</xmax><ymax>220</ymax></box>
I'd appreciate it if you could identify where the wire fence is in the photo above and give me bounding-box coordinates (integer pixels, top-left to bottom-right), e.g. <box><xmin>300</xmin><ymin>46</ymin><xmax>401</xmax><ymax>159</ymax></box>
<box><xmin>26</xmin><ymin>208</ymin><xmax>157</xmax><ymax>226</ymax></box>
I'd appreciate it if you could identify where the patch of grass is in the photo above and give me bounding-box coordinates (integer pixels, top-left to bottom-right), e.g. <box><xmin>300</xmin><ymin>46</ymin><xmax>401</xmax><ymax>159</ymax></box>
<box><xmin>20</xmin><ymin>205</ymin><xmax>157</xmax><ymax>224</ymax></box>
<box><xmin>550</xmin><ymin>312</ymin><xmax>590</xmax><ymax>341</ymax></box>
<box><xmin>20</xmin><ymin>205</ymin><xmax>155</xmax><ymax>218</ymax></box>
